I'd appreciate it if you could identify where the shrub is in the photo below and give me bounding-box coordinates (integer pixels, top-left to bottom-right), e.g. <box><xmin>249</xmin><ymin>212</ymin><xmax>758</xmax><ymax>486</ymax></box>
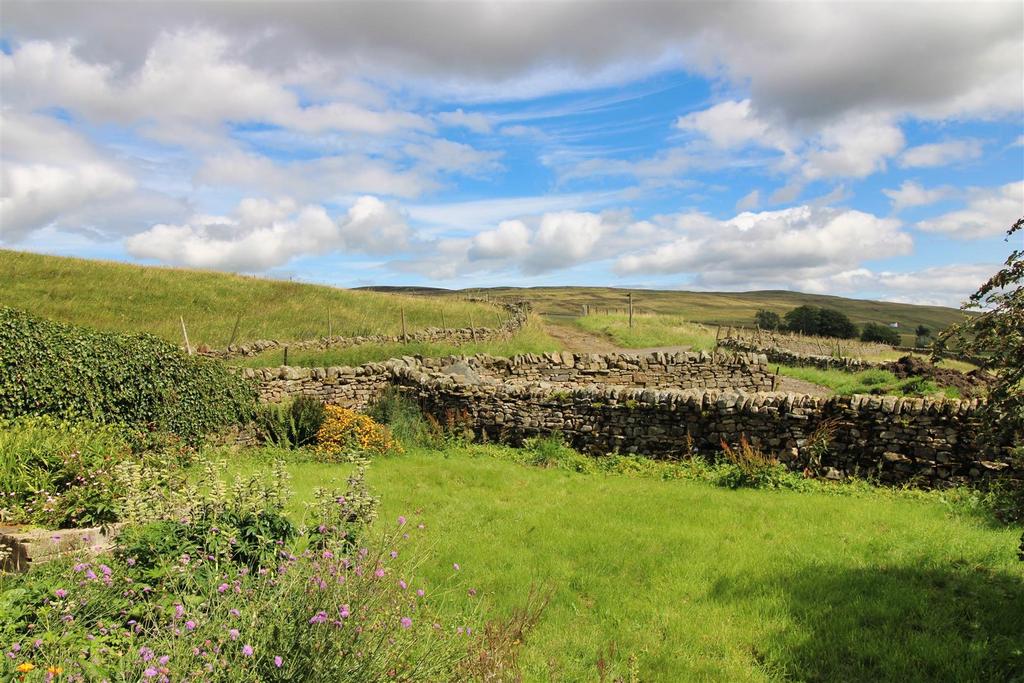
<box><xmin>316</xmin><ymin>405</ymin><xmax>402</xmax><ymax>458</ymax></box>
<box><xmin>255</xmin><ymin>396</ymin><xmax>326</xmax><ymax>448</ymax></box>
<box><xmin>0</xmin><ymin>416</ymin><xmax>174</xmax><ymax>529</ymax></box>
<box><xmin>0</xmin><ymin>307</ymin><xmax>256</xmax><ymax>444</ymax></box>
<box><xmin>715</xmin><ymin>436</ymin><xmax>796</xmax><ymax>489</ymax></box>
<box><xmin>860</xmin><ymin>322</ymin><xmax>901</xmax><ymax>345</ymax></box>
<box><xmin>367</xmin><ymin>387</ymin><xmax>442</xmax><ymax>448</ymax></box>
<box><xmin>754</xmin><ymin>309</ymin><xmax>781</xmax><ymax>330</ymax></box>
<box><xmin>783</xmin><ymin>305</ymin><xmax>857</xmax><ymax>339</ymax></box>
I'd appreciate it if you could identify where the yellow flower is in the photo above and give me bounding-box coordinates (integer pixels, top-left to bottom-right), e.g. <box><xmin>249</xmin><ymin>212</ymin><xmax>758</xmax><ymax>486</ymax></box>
<box><xmin>16</xmin><ymin>662</ymin><xmax>35</xmax><ymax>673</ymax></box>
<box><xmin>47</xmin><ymin>665</ymin><xmax>63</xmax><ymax>675</ymax></box>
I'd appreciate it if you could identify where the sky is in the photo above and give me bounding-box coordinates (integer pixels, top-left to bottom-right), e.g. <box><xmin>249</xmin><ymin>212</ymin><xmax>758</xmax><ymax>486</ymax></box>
<box><xmin>1</xmin><ymin>1</ymin><xmax>1022</xmax><ymax>307</ymax></box>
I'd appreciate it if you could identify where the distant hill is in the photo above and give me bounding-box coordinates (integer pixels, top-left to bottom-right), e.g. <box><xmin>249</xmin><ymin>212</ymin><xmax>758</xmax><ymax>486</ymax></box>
<box><xmin>364</xmin><ymin>285</ymin><xmax>972</xmax><ymax>344</ymax></box>
<box><xmin>0</xmin><ymin>250</ymin><xmax>496</xmax><ymax>348</ymax></box>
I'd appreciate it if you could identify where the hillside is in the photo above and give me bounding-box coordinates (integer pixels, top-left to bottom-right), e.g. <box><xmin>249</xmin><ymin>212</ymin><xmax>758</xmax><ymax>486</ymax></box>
<box><xmin>397</xmin><ymin>286</ymin><xmax>972</xmax><ymax>343</ymax></box>
<box><xmin>0</xmin><ymin>250</ymin><xmax>498</xmax><ymax>348</ymax></box>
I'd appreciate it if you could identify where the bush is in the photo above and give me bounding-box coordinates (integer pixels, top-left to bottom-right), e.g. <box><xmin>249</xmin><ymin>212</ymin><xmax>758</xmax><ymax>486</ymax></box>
<box><xmin>0</xmin><ymin>307</ymin><xmax>256</xmax><ymax>444</ymax></box>
<box><xmin>715</xmin><ymin>437</ymin><xmax>798</xmax><ymax>490</ymax></box>
<box><xmin>0</xmin><ymin>468</ymin><xmax>503</xmax><ymax>681</ymax></box>
<box><xmin>783</xmin><ymin>305</ymin><xmax>857</xmax><ymax>339</ymax></box>
<box><xmin>0</xmin><ymin>416</ymin><xmax>183</xmax><ymax>529</ymax></box>
<box><xmin>860</xmin><ymin>322</ymin><xmax>901</xmax><ymax>345</ymax></box>
<box><xmin>316</xmin><ymin>405</ymin><xmax>402</xmax><ymax>458</ymax></box>
<box><xmin>367</xmin><ymin>387</ymin><xmax>443</xmax><ymax>448</ymax></box>
<box><xmin>255</xmin><ymin>396</ymin><xmax>326</xmax><ymax>448</ymax></box>
<box><xmin>754</xmin><ymin>310</ymin><xmax>781</xmax><ymax>330</ymax></box>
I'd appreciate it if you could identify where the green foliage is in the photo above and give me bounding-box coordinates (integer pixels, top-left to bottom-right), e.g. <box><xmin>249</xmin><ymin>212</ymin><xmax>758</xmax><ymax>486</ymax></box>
<box><xmin>255</xmin><ymin>396</ymin><xmax>326</xmax><ymax>448</ymax></box>
<box><xmin>778</xmin><ymin>365</ymin><xmax>946</xmax><ymax>396</ymax></box>
<box><xmin>861</xmin><ymin>322</ymin><xmax>902</xmax><ymax>345</ymax></box>
<box><xmin>0</xmin><ymin>416</ymin><xmax>183</xmax><ymax>528</ymax></box>
<box><xmin>754</xmin><ymin>309</ymin><xmax>781</xmax><ymax>330</ymax></box>
<box><xmin>367</xmin><ymin>386</ymin><xmax>443</xmax><ymax>449</ymax></box>
<box><xmin>0</xmin><ymin>307</ymin><xmax>256</xmax><ymax>443</ymax></box>
<box><xmin>784</xmin><ymin>305</ymin><xmax>858</xmax><ymax>338</ymax></box>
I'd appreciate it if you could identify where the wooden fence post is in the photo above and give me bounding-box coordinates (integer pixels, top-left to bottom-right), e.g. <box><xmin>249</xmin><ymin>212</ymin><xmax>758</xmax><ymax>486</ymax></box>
<box><xmin>401</xmin><ymin>306</ymin><xmax>408</xmax><ymax>343</ymax></box>
<box><xmin>227</xmin><ymin>312</ymin><xmax>241</xmax><ymax>348</ymax></box>
<box><xmin>470</xmin><ymin>314</ymin><xmax>477</xmax><ymax>342</ymax></box>
<box><xmin>628</xmin><ymin>293</ymin><xmax>633</xmax><ymax>329</ymax></box>
<box><xmin>180</xmin><ymin>316</ymin><xmax>193</xmax><ymax>355</ymax></box>
<box><xmin>283</xmin><ymin>346</ymin><xmax>289</xmax><ymax>366</ymax></box>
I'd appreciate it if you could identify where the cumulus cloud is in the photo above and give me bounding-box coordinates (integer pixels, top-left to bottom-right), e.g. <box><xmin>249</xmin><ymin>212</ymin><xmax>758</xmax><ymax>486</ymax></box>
<box><xmin>0</xmin><ymin>112</ymin><xmax>139</xmax><ymax>241</ymax></box>
<box><xmin>436</xmin><ymin>109</ymin><xmax>493</xmax><ymax>134</ymax></box>
<box><xmin>124</xmin><ymin>195</ymin><xmax>412</xmax><ymax>270</ymax></box>
<box><xmin>883</xmin><ymin>181</ymin><xmax>956</xmax><ymax>212</ymax></box>
<box><xmin>615</xmin><ymin>206</ymin><xmax>911</xmax><ymax>290</ymax></box>
<box><xmin>916</xmin><ymin>181</ymin><xmax>1024</xmax><ymax>239</ymax></box>
<box><xmin>801</xmin><ymin>115</ymin><xmax>905</xmax><ymax>180</ymax></box>
<box><xmin>675</xmin><ymin>99</ymin><xmax>793</xmax><ymax>152</ymax></box>
<box><xmin>4</xmin><ymin>2</ymin><xmax>1020</xmax><ymax>120</ymax></box>
<box><xmin>899</xmin><ymin>139</ymin><xmax>983</xmax><ymax>168</ymax></box>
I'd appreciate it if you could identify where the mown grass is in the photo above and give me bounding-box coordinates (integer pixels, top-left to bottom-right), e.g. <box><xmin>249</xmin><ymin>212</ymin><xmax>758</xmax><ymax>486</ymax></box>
<box><xmin>224</xmin><ymin>445</ymin><xmax>1024</xmax><ymax>682</ymax></box>
<box><xmin>231</xmin><ymin>316</ymin><xmax>561</xmax><ymax>367</ymax></box>
<box><xmin>573</xmin><ymin>312</ymin><xmax>718</xmax><ymax>350</ymax></box>
<box><xmin>776</xmin><ymin>365</ymin><xmax>960</xmax><ymax>397</ymax></box>
<box><xmin>0</xmin><ymin>249</ymin><xmax>497</xmax><ymax>347</ymax></box>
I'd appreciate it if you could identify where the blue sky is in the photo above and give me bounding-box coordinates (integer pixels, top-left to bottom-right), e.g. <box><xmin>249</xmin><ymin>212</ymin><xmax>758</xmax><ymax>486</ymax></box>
<box><xmin>1</xmin><ymin>1</ymin><xmax>1022</xmax><ymax>307</ymax></box>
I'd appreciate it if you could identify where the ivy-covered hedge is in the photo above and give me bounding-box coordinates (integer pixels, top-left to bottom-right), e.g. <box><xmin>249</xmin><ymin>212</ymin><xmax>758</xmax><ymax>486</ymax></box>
<box><xmin>0</xmin><ymin>307</ymin><xmax>256</xmax><ymax>442</ymax></box>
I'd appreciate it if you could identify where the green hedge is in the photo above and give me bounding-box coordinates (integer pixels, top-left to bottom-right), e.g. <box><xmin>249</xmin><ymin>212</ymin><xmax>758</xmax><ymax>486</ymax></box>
<box><xmin>0</xmin><ymin>307</ymin><xmax>255</xmax><ymax>442</ymax></box>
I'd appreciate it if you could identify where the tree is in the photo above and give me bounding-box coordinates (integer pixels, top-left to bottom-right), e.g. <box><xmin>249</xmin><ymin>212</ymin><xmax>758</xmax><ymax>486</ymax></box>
<box><xmin>818</xmin><ymin>308</ymin><xmax>858</xmax><ymax>339</ymax></box>
<box><xmin>936</xmin><ymin>216</ymin><xmax>1024</xmax><ymax>559</ymax></box>
<box><xmin>915</xmin><ymin>324</ymin><xmax>932</xmax><ymax>338</ymax></box>
<box><xmin>783</xmin><ymin>305</ymin><xmax>821</xmax><ymax>335</ymax></box>
<box><xmin>861</xmin><ymin>322</ymin><xmax>901</xmax><ymax>345</ymax></box>
<box><xmin>754</xmin><ymin>309</ymin><xmax>781</xmax><ymax>330</ymax></box>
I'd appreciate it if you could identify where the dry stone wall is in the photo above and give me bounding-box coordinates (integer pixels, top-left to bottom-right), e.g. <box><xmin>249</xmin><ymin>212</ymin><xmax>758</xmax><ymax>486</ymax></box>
<box><xmin>240</xmin><ymin>350</ymin><xmax>1016</xmax><ymax>488</ymax></box>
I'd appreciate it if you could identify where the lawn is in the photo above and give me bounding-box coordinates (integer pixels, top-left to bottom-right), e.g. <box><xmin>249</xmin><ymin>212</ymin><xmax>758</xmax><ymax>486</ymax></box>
<box><xmin>776</xmin><ymin>365</ymin><xmax>959</xmax><ymax>397</ymax></box>
<box><xmin>573</xmin><ymin>312</ymin><xmax>718</xmax><ymax>351</ymax></box>
<box><xmin>231</xmin><ymin>316</ymin><xmax>561</xmax><ymax>367</ymax></box>
<box><xmin>228</xmin><ymin>446</ymin><xmax>1024</xmax><ymax>682</ymax></box>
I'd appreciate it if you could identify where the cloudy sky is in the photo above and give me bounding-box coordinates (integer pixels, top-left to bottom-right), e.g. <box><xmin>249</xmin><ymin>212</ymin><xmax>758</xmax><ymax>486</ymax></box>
<box><xmin>1</xmin><ymin>1</ymin><xmax>1022</xmax><ymax>306</ymax></box>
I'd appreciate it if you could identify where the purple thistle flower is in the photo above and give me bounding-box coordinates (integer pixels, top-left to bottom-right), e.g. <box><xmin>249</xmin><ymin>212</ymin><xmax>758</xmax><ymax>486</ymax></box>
<box><xmin>185</xmin><ymin>620</ymin><xmax>196</xmax><ymax>631</ymax></box>
<box><xmin>416</xmin><ymin>588</ymin><xmax>425</xmax><ymax>597</ymax></box>
<box><xmin>397</xmin><ymin>516</ymin><xmax>406</xmax><ymax>527</ymax></box>
<box><xmin>309</xmin><ymin>611</ymin><xmax>328</xmax><ymax>625</ymax></box>
<box><xmin>453</xmin><ymin>563</ymin><xmax>460</xmax><ymax>571</ymax></box>
<box><xmin>400</xmin><ymin>617</ymin><xmax>412</xmax><ymax>629</ymax></box>
<box><xmin>54</xmin><ymin>589</ymin><xmax>67</xmax><ymax>598</ymax></box>
<box><xmin>242</xmin><ymin>644</ymin><xmax>254</xmax><ymax>657</ymax></box>
<box><xmin>228</xmin><ymin>629</ymin><xmax>240</xmax><ymax>641</ymax></box>
<box><xmin>217</xmin><ymin>583</ymin><xmax>229</xmax><ymax>593</ymax></box>
<box><xmin>339</xmin><ymin>604</ymin><xmax>351</xmax><ymax>619</ymax></box>
<box><xmin>143</xmin><ymin>667</ymin><xmax>157</xmax><ymax>678</ymax></box>
<box><xmin>274</xmin><ymin>656</ymin><xmax>283</xmax><ymax>668</ymax></box>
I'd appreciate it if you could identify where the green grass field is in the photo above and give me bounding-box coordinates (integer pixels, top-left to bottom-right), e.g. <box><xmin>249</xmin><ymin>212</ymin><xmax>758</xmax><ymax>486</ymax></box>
<box><xmin>231</xmin><ymin>316</ymin><xmax>560</xmax><ymax>367</ymax></box>
<box><xmin>776</xmin><ymin>365</ymin><xmax>958</xmax><ymax>398</ymax></box>
<box><xmin>226</xmin><ymin>446</ymin><xmax>1024</xmax><ymax>682</ymax></box>
<box><xmin>573</xmin><ymin>312</ymin><xmax>718</xmax><ymax>350</ymax></box>
<box><xmin>412</xmin><ymin>286</ymin><xmax>972</xmax><ymax>345</ymax></box>
<box><xmin>0</xmin><ymin>250</ymin><xmax>498</xmax><ymax>348</ymax></box>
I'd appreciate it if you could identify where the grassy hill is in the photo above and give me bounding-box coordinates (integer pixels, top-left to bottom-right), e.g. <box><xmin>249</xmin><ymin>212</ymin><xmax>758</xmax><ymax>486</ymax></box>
<box><xmin>0</xmin><ymin>250</ymin><xmax>500</xmax><ymax>348</ymax></box>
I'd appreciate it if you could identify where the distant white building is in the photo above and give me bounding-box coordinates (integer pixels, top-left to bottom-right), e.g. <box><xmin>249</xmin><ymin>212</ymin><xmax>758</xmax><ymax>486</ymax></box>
<box><xmin>888</xmin><ymin>322</ymin><xmax>900</xmax><ymax>328</ymax></box>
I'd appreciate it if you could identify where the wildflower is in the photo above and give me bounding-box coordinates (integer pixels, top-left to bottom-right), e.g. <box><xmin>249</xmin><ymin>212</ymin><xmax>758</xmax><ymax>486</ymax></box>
<box><xmin>10</xmin><ymin>643</ymin><xmax>20</xmax><ymax>653</ymax></box>
<box><xmin>16</xmin><ymin>663</ymin><xmax>34</xmax><ymax>673</ymax></box>
<box><xmin>228</xmin><ymin>629</ymin><xmax>240</xmax><ymax>641</ymax></box>
<box><xmin>468</xmin><ymin>588</ymin><xmax>477</xmax><ymax>596</ymax></box>
<box><xmin>400</xmin><ymin>617</ymin><xmax>412</xmax><ymax>629</ymax></box>
<box><xmin>54</xmin><ymin>588</ymin><xmax>67</xmax><ymax>598</ymax></box>
<box><xmin>322</xmin><ymin>550</ymin><xmax>334</xmax><ymax>559</ymax></box>
<box><xmin>217</xmin><ymin>583</ymin><xmax>229</xmax><ymax>593</ymax></box>
<box><xmin>397</xmin><ymin>515</ymin><xmax>406</xmax><ymax>527</ymax></box>
<box><xmin>274</xmin><ymin>656</ymin><xmax>283</xmax><ymax>668</ymax></box>
<box><xmin>453</xmin><ymin>563</ymin><xmax>460</xmax><ymax>571</ymax></box>
<box><xmin>99</xmin><ymin>564</ymin><xmax>112</xmax><ymax>576</ymax></box>
<box><xmin>143</xmin><ymin>667</ymin><xmax>157</xmax><ymax>678</ymax></box>
<box><xmin>339</xmin><ymin>604</ymin><xmax>351</xmax><ymax>619</ymax></box>
<box><xmin>229</xmin><ymin>609</ymin><xmax>240</xmax><ymax>618</ymax></box>
<box><xmin>398</xmin><ymin>580</ymin><xmax>407</xmax><ymax>590</ymax></box>
<box><xmin>309</xmin><ymin>611</ymin><xmax>328</xmax><ymax>625</ymax></box>
<box><xmin>390</xmin><ymin>551</ymin><xmax>398</xmax><ymax>559</ymax></box>
<box><xmin>173</xmin><ymin>604</ymin><xmax>185</xmax><ymax>619</ymax></box>
<box><xmin>159</xmin><ymin>656</ymin><xmax>170</xmax><ymax>665</ymax></box>
<box><xmin>416</xmin><ymin>589</ymin><xmax>425</xmax><ymax>597</ymax></box>
<box><xmin>374</xmin><ymin>567</ymin><xmax>385</xmax><ymax>578</ymax></box>
<box><xmin>185</xmin><ymin>620</ymin><xmax>196</xmax><ymax>631</ymax></box>
<box><xmin>46</xmin><ymin>665</ymin><xmax>62</xmax><ymax>675</ymax></box>
<box><xmin>242</xmin><ymin>644</ymin><xmax>254</xmax><ymax>657</ymax></box>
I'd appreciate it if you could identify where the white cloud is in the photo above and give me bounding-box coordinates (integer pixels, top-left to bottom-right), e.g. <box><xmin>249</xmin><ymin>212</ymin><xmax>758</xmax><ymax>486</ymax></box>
<box><xmin>675</xmin><ymin>99</ymin><xmax>793</xmax><ymax>152</ymax></box>
<box><xmin>917</xmin><ymin>181</ymin><xmax>1024</xmax><ymax>239</ymax></box>
<box><xmin>899</xmin><ymin>139</ymin><xmax>983</xmax><ymax>168</ymax></box>
<box><xmin>436</xmin><ymin>109</ymin><xmax>492</xmax><ymax>134</ymax></box>
<box><xmin>402</xmin><ymin>139</ymin><xmax>503</xmax><ymax>176</ymax></box>
<box><xmin>468</xmin><ymin>220</ymin><xmax>531</xmax><ymax>260</ymax></box>
<box><xmin>883</xmin><ymin>181</ymin><xmax>955</xmax><ymax>212</ymax></box>
<box><xmin>0</xmin><ymin>112</ymin><xmax>138</xmax><ymax>241</ymax></box>
<box><xmin>124</xmin><ymin>195</ymin><xmax>412</xmax><ymax>270</ymax></box>
<box><xmin>615</xmin><ymin>206</ymin><xmax>911</xmax><ymax>290</ymax></box>
<box><xmin>735</xmin><ymin>189</ymin><xmax>760</xmax><ymax>212</ymax></box>
<box><xmin>801</xmin><ymin>115</ymin><xmax>905</xmax><ymax>180</ymax></box>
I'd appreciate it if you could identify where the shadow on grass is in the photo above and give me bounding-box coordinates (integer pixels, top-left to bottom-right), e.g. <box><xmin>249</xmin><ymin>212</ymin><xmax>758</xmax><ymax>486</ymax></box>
<box><xmin>712</xmin><ymin>562</ymin><xmax>1024</xmax><ymax>682</ymax></box>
